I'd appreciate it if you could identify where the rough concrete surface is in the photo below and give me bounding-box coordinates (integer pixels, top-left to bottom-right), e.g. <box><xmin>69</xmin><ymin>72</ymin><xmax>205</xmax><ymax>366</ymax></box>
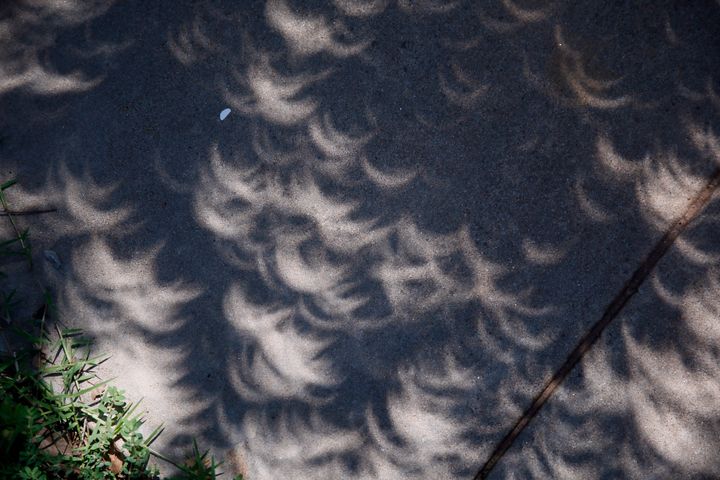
<box><xmin>1</xmin><ymin>1</ymin><xmax>719</xmax><ymax>478</ymax></box>
<box><xmin>489</xmin><ymin>191</ymin><xmax>720</xmax><ymax>479</ymax></box>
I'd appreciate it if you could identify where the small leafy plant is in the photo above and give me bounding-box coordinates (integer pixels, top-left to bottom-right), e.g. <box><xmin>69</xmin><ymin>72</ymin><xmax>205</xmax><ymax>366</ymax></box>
<box><xmin>0</xmin><ymin>179</ymin><xmax>243</xmax><ymax>480</ymax></box>
<box><xmin>0</xmin><ymin>325</ymin><xmax>159</xmax><ymax>480</ymax></box>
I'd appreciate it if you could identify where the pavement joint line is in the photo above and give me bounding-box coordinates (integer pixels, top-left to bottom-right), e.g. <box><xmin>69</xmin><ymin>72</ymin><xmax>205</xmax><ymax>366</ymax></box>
<box><xmin>473</xmin><ymin>167</ymin><xmax>720</xmax><ymax>480</ymax></box>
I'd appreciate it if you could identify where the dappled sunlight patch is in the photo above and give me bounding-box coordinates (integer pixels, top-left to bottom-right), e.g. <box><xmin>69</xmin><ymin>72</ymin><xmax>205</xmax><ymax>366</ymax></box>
<box><xmin>11</xmin><ymin>164</ymin><xmax>135</xmax><ymax>236</ymax></box>
<box><xmin>476</xmin><ymin>0</ymin><xmax>555</xmax><ymax>34</ymax></box>
<box><xmin>510</xmin><ymin>435</ymin><xmax>599</xmax><ymax>480</ymax></box>
<box><xmin>55</xmin><ymin>165</ymin><xmax>134</xmax><ymax>234</ymax></box>
<box><xmin>683</xmin><ymin>269</ymin><xmax>720</xmax><ymax>344</ymax></box>
<box><xmin>438</xmin><ymin>59</ymin><xmax>489</xmax><ymax>110</ymax></box>
<box><xmin>166</xmin><ymin>15</ymin><xmax>221</xmax><ymax>66</ymax></box>
<box><xmin>500</xmin><ymin>0</ymin><xmax>554</xmax><ymax>23</ymax></box>
<box><xmin>397</xmin><ymin>0</ymin><xmax>460</xmax><ymax>15</ymax></box>
<box><xmin>543</xmin><ymin>26</ymin><xmax>631</xmax><ymax>109</ymax></box>
<box><xmin>273</xmin><ymin>235</ymin><xmax>351</xmax><ymax>295</ymax></box>
<box><xmin>363</xmin><ymin>353</ymin><xmax>480</xmax><ymax>478</ymax></box>
<box><xmin>51</xmin><ymin>237</ymin><xmax>209</xmax><ymax>454</ymax></box>
<box><xmin>251</xmin><ymin>123</ymin><xmax>314</xmax><ymax>167</ymax></box>
<box><xmin>0</xmin><ymin>0</ymin><xmax>116</xmax><ymax>97</ymax></box>
<box><xmin>636</xmin><ymin>152</ymin><xmax>706</xmax><ymax>230</ymax></box>
<box><xmin>457</xmin><ymin>228</ymin><xmax>555</xmax><ymax>324</ymax></box>
<box><xmin>268</xmin><ymin>234</ymin><xmax>371</xmax><ymax>320</ymax></box>
<box><xmin>332</xmin><ymin>0</ymin><xmax>389</xmax><ymax>18</ymax></box>
<box><xmin>595</xmin><ymin>134</ymin><xmax>718</xmax><ymax>235</ymax></box>
<box><xmin>375</xmin><ymin>222</ymin><xmax>482</xmax><ymax>312</ymax></box>
<box><xmin>12</xmin><ymin>0</ymin><xmax>114</xmax><ymax>23</ymax></box>
<box><xmin>240</xmin><ymin>409</ymin><xmax>362</xmax><ymax>478</ymax></box>
<box><xmin>188</xmin><ymin>113</ymin><xmax>558</xmax><ymax>474</ymax></box>
<box><xmin>627</xmin><ymin>330</ymin><xmax>720</xmax><ymax>419</ymax></box>
<box><xmin>626</xmin><ymin>325</ymin><xmax>720</xmax><ymax>475</ymax></box>
<box><xmin>299</xmin><ymin>199</ymin><xmax>387</xmax><ymax>254</ymax></box>
<box><xmin>266</xmin><ymin>0</ymin><xmax>370</xmax><ymax>58</ymax></box>
<box><xmin>563</xmin><ymin>337</ymin><xmax>629</xmax><ymax>417</ymax></box>
<box><xmin>99</xmin><ymin>345</ymin><xmax>207</xmax><ymax>451</ymax></box>
<box><xmin>194</xmin><ymin>146</ymin><xmax>389</xmax><ymax>256</ymax></box>
<box><xmin>387</xmin><ymin>360</ymin><xmax>477</xmax><ymax>460</ymax></box>
<box><xmin>224</xmin><ymin>284</ymin><xmax>341</xmax><ymax>403</ymax></box>
<box><xmin>0</xmin><ymin>63</ymin><xmax>103</xmax><ymax>96</ymax></box>
<box><xmin>222</xmin><ymin>52</ymin><xmax>328</xmax><ymax>126</ymax></box>
<box><xmin>501</xmin><ymin>329</ymin><xmax>720</xmax><ymax>479</ymax></box>
<box><xmin>573</xmin><ymin>176</ymin><xmax>615</xmax><ymax>223</ymax></box>
<box><xmin>687</xmin><ymin>121</ymin><xmax>720</xmax><ymax>166</ymax></box>
<box><xmin>193</xmin><ymin>148</ymin><xmax>260</xmax><ymax>241</ymax></box>
<box><xmin>68</xmin><ymin>237</ymin><xmax>202</xmax><ymax>334</ymax></box>
<box><xmin>528</xmin><ymin>266</ymin><xmax>720</xmax><ymax>479</ymax></box>
<box><xmin>308</xmin><ymin>111</ymin><xmax>374</xmax><ymax>159</ymax></box>
<box><xmin>595</xmin><ymin>135</ymin><xmax>643</xmax><ymax>179</ymax></box>
<box><xmin>372</xmin><ymin>221</ymin><xmax>476</xmax><ymax>315</ymax></box>
<box><xmin>360</xmin><ymin>155</ymin><xmax>417</xmax><ymax>189</ymax></box>
<box><xmin>673</xmin><ymin>234</ymin><xmax>720</xmax><ymax>265</ymax></box>
<box><xmin>521</xmin><ymin>238</ymin><xmax>568</xmax><ymax>265</ymax></box>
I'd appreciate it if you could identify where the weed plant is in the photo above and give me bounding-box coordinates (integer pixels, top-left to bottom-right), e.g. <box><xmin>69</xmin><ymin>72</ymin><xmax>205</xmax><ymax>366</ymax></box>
<box><xmin>0</xmin><ymin>179</ymin><xmax>242</xmax><ymax>480</ymax></box>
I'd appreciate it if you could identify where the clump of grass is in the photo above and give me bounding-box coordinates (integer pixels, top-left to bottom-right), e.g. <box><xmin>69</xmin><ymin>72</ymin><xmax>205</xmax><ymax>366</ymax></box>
<box><xmin>0</xmin><ymin>179</ymin><xmax>242</xmax><ymax>480</ymax></box>
<box><xmin>0</xmin><ymin>324</ymin><xmax>160</xmax><ymax>480</ymax></box>
<box><xmin>0</xmin><ymin>179</ymin><xmax>33</xmax><ymax>267</ymax></box>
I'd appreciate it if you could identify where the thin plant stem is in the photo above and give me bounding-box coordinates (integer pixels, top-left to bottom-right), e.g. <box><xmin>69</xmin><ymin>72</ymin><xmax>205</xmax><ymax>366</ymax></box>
<box><xmin>0</xmin><ymin>208</ymin><xmax>57</xmax><ymax>216</ymax></box>
<box><xmin>0</xmin><ymin>189</ymin><xmax>32</xmax><ymax>269</ymax></box>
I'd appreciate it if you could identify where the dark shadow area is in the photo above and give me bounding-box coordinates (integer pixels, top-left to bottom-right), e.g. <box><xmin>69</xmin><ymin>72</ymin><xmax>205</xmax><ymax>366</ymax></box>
<box><xmin>1</xmin><ymin>0</ymin><xmax>720</xmax><ymax>478</ymax></box>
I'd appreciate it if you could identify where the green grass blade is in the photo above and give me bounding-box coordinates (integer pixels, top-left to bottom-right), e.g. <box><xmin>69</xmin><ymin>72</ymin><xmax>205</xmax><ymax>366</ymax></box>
<box><xmin>0</xmin><ymin>179</ymin><xmax>16</xmax><ymax>191</ymax></box>
<box><xmin>56</xmin><ymin>377</ymin><xmax>115</xmax><ymax>399</ymax></box>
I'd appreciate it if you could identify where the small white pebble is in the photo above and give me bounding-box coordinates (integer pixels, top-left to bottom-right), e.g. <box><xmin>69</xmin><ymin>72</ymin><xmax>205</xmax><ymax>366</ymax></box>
<box><xmin>220</xmin><ymin>108</ymin><xmax>231</xmax><ymax>121</ymax></box>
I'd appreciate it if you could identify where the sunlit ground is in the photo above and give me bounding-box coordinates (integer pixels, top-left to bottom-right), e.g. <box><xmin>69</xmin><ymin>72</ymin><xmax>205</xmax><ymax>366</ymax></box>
<box><xmin>1</xmin><ymin>0</ymin><xmax>720</xmax><ymax>478</ymax></box>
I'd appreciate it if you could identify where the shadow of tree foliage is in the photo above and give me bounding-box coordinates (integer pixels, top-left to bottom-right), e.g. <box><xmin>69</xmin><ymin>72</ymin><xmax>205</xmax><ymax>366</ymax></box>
<box><xmin>1</xmin><ymin>0</ymin><xmax>720</xmax><ymax>478</ymax></box>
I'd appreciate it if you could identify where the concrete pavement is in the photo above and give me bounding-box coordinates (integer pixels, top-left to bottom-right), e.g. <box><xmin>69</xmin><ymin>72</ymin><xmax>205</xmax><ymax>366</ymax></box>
<box><xmin>1</xmin><ymin>1</ymin><xmax>719</xmax><ymax>478</ymax></box>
